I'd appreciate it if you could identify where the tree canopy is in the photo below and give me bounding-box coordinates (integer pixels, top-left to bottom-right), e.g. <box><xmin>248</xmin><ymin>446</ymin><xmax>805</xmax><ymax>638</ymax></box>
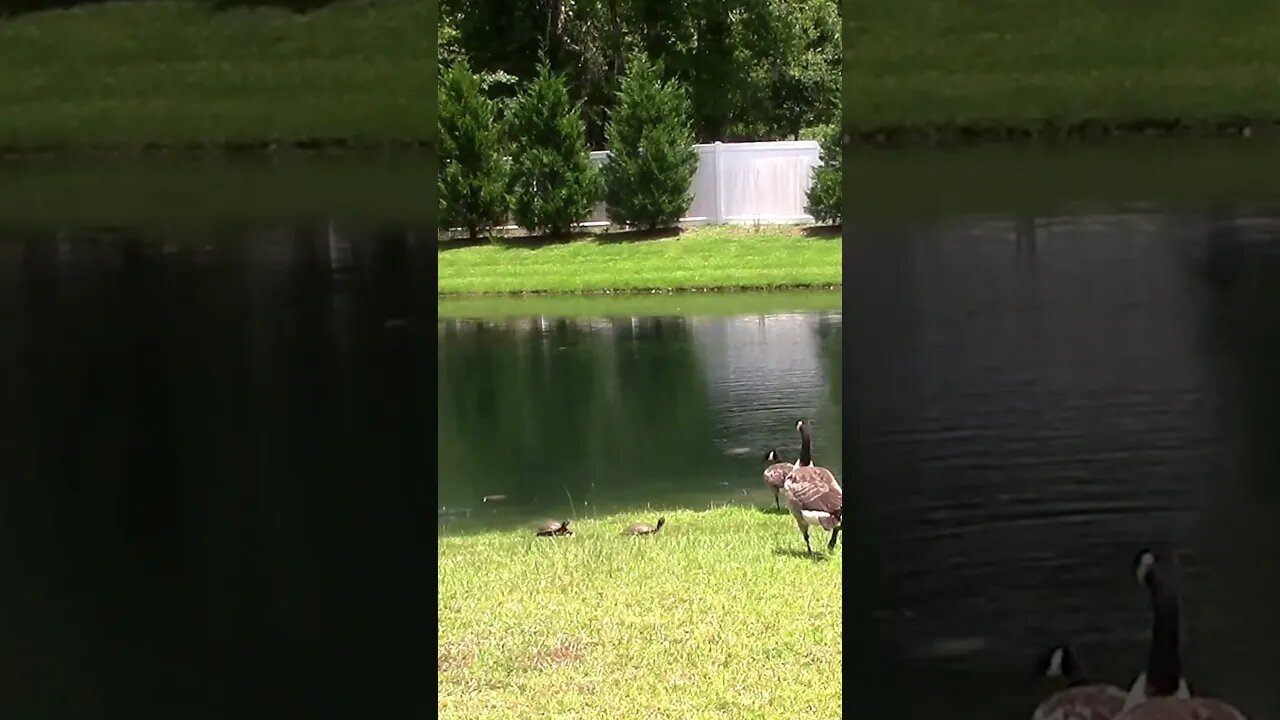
<box><xmin>440</xmin><ymin>0</ymin><xmax>840</xmax><ymax>148</ymax></box>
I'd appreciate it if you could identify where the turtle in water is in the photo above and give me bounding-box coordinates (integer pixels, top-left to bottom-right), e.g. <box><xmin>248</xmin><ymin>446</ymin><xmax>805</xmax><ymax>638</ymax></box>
<box><xmin>535</xmin><ymin>519</ymin><xmax>574</xmax><ymax>537</ymax></box>
<box><xmin>622</xmin><ymin>517</ymin><xmax>665</xmax><ymax>536</ymax></box>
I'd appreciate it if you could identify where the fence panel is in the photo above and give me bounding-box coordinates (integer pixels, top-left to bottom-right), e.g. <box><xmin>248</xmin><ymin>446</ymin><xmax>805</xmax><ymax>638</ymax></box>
<box><xmin>446</xmin><ymin>139</ymin><xmax>822</xmax><ymax>233</ymax></box>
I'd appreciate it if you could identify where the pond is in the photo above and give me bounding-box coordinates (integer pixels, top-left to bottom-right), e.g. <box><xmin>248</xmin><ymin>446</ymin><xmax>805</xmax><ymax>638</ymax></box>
<box><xmin>0</xmin><ymin>155</ymin><xmax>430</xmax><ymax>716</ymax></box>
<box><xmin>846</xmin><ymin>138</ymin><xmax>1280</xmax><ymax>718</ymax></box>
<box><xmin>437</xmin><ymin>291</ymin><xmax>843</xmax><ymax>535</ymax></box>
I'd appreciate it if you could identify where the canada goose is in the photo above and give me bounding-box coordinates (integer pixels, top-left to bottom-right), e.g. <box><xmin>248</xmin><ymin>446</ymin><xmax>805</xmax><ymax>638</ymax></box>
<box><xmin>623</xmin><ymin>517</ymin><xmax>665</xmax><ymax>536</ymax></box>
<box><xmin>762</xmin><ymin>449</ymin><xmax>794</xmax><ymax>510</ymax></box>
<box><xmin>1031</xmin><ymin>644</ymin><xmax>1127</xmax><ymax>720</ymax></box>
<box><xmin>782</xmin><ymin>419</ymin><xmax>842</xmax><ymax>553</ymax></box>
<box><xmin>535</xmin><ymin>519</ymin><xmax>574</xmax><ymax>537</ymax></box>
<box><xmin>1121</xmin><ymin>550</ymin><xmax>1191</xmax><ymax>710</ymax></box>
<box><xmin>1115</xmin><ymin>551</ymin><xmax>1249</xmax><ymax>720</ymax></box>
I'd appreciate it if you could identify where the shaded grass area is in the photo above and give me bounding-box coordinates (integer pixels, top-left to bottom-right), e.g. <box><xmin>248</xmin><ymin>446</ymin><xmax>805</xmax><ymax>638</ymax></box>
<box><xmin>0</xmin><ymin>0</ymin><xmax>428</xmax><ymax>150</ymax></box>
<box><xmin>0</xmin><ymin>155</ymin><xmax>430</xmax><ymax>227</ymax></box>
<box><xmin>846</xmin><ymin>138</ymin><xmax>1280</xmax><ymax>222</ymax></box>
<box><xmin>847</xmin><ymin>0</ymin><xmax>1280</xmax><ymax>139</ymax></box>
<box><xmin>437</xmin><ymin>226</ymin><xmax>842</xmax><ymax>295</ymax></box>
<box><xmin>438</xmin><ymin>288</ymin><xmax>842</xmax><ymax>319</ymax></box>
<box><xmin>437</xmin><ymin>505</ymin><xmax>842</xmax><ymax>719</ymax></box>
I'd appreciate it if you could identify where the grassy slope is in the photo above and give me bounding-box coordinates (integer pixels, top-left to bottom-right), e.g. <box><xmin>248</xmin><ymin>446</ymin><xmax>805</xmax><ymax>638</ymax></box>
<box><xmin>0</xmin><ymin>0</ymin><xmax>428</xmax><ymax>148</ymax></box>
<box><xmin>845</xmin><ymin>138</ymin><xmax>1280</xmax><ymax>221</ymax></box>
<box><xmin>437</xmin><ymin>506</ymin><xmax>842</xmax><ymax>720</ymax></box>
<box><xmin>439</xmin><ymin>289</ymin><xmax>842</xmax><ymax>318</ymax></box>
<box><xmin>437</xmin><ymin>226</ymin><xmax>843</xmax><ymax>295</ymax></box>
<box><xmin>848</xmin><ymin>0</ymin><xmax>1280</xmax><ymax>129</ymax></box>
<box><xmin>0</xmin><ymin>156</ymin><xmax>431</xmax><ymax>227</ymax></box>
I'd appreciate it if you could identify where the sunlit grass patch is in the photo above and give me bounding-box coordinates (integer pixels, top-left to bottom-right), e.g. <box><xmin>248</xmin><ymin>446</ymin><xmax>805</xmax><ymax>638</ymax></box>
<box><xmin>437</xmin><ymin>505</ymin><xmax>843</xmax><ymax>719</ymax></box>
<box><xmin>437</xmin><ymin>225</ymin><xmax>842</xmax><ymax>295</ymax></box>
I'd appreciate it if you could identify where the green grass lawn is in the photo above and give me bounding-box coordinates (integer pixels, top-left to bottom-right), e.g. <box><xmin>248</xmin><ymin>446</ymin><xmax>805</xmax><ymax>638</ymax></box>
<box><xmin>437</xmin><ymin>226</ymin><xmax>842</xmax><ymax>295</ymax></box>
<box><xmin>0</xmin><ymin>155</ymin><xmax>430</xmax><ymax>227</ymax></box>
<box><xmin>848</xmin><ymin>0</ymin><xmax>1280</xmax><ymax>132</ymax></box>
<box><xmin>0</xmin><ymin>0</ymin><xmax>428</xmax><ymax>149</ymax></box>
<box><xmin>437</xmin><ymin>505</ymin><xmax>843</xmax><ymax>720</ymax></box>
<box><xmin>846</xmin><ymin>137</ymin><xmax>1280</xmax><ymax>220</ymax></box>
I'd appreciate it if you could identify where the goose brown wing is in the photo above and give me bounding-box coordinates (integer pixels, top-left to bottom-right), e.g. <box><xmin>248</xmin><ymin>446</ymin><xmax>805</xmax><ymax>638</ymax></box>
<box><xmin>784</xmin><ymin>466</ymin><xmax>842</xmax><ymax>514</ymax></box>
<box><xmin>1035</xmin><ymin>684</ymin><xmax>1126</xmax><ymax>720</ymax></box>
<box><xmin>763</xmin><ymin>463</ymin><xmax>793</xmax><ymax>489</ymax></box>
<box><xmin>1118</xmin><ymin>698</ymin><xmax>1248</xmax><ymax>720</ymax></box>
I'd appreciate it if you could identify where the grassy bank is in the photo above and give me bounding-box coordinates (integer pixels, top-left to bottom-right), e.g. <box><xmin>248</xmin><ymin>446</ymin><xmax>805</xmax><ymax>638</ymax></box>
<box><xmin>0</xmin><ymin>155</ymin><xmax>430</xmax><ymax>227</ymax></box>
<box><xmin>437</xmin><ymin>226</ymin><xmax>842</xmax><ymax>295</ymax></box>
<box><xmin>439</xmin><ymin>288</ymin><xmax>842</xmax><ymax>318</ymax></box>
<box><xmin>848</xmin><ymin>0</ymin><xmax>1280</xmax><ymax>140</ymax></box>
<box><xmin>0</xmin><ymin>0</ymin><xmax>427</xmax><ymax>151</ymax></box>
<box><xmin>845</xmin><ymin>138</ymin><xmax>1280</xmax><ymax>221</ymax></box>
<box><xmin>437</xmin><ymin>505</ymin><xmax>842</xmax><ymax>719</ymax></box>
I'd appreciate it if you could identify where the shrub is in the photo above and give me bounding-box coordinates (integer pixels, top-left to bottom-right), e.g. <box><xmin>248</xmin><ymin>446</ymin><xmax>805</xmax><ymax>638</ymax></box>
<box><xmin>602</xmin><ymin>54</ymin><xmax>699</xmax><ymax>230</ymax></box>
<box><xmin>507</xmin><ymin>63</ymin><xmax>602</xmax><ymax>237</ymax></box>
<box><xmin>438</xmin><ymin>61</ymin><xmax>510</xmax><ymax>240</ymax></box>
<box><xmin>804</xmin><ymin>123</ymin><xmax>841</xmax><ymax>225</ymax></box>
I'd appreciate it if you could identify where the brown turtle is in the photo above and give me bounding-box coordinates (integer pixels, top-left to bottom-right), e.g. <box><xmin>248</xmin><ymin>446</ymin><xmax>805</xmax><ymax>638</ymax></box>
<box><xmin>622</xmin><ymin>517</ymin><xmax>665</xmax><ymax>536</ymax></box>
<box><xmin>535</xmin><ymin>519</ymin><xmax>574</xmax><ymax>537</ymax></box>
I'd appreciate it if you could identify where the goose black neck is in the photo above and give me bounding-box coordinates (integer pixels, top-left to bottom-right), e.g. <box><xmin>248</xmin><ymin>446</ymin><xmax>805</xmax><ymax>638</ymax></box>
<box><xmin>799</xmin><ymin>424</ymin><xmax>813</xmax><ymax>466</ymax></box>
<box><xmin>1145</xmin><ymin>572</ymin><xmax>1183</xmax><ymax>695</ymax></box>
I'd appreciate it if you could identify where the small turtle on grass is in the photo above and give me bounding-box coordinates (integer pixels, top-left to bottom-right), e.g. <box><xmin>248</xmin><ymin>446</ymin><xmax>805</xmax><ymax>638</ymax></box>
<box><xmin>622</xmin><ymin>517</ymin><xmax>665</xmax><ymax>536</ymax></box>
<box><xmin>535</xmin><ymin>519</ymin><xmax>574</xmax><ymax>537</ymax></box>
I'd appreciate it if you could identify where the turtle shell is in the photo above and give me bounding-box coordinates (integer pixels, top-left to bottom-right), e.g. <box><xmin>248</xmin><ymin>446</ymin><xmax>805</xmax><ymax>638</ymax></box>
<box><xmin>535</xmin><ymin>520</ymin><xmax>573</xmax><ymax>536</ymax></box>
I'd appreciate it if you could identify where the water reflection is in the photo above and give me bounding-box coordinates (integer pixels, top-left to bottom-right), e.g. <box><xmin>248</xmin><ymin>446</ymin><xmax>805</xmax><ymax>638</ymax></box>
<box><xmin>0</xmin><ymin>221</ymin><xmax>430</xmax><ymax>716</ymax></box>
<box><xmin>846</xmin><ymin>206</ymin><xmax>1280</xmax><ymax>718</ymax></box>
<box><xmin>437</xmin><ymin>310</ymin><xmax>842</xmax><ymax>534</ymax></box>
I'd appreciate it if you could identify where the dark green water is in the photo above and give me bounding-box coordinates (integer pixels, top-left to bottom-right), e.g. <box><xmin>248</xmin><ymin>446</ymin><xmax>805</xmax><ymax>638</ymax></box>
<box><xmin>0</xmin><ymin>157</ymin><xmax>429</xmax><ymax>718</ymax></box>
<box><xmin>846</xmin><ymin>139</ymin><xmax>1280</xmax><ymax>719</ymax></box>
<box><xmin>437</xmin><ymin>300</ymin><xmax>843</xmax><ymax>535</ymax></box>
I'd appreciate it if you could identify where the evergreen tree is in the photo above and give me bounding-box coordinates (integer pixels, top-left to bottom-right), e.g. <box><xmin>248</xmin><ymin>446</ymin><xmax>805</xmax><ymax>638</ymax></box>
<box><xmin>804</xmin><ymin>123</ymin><xmax>841</xmax><ymax>225</ymax></box>
<box><xmin>508</xmin><ymin>63</ymin><xmax>602</xmax><ymax>237</ymax></box>
<box><xmin>602</xmin><ymin>54</ymin><xmax>698</xmax><ymax>230</ymax></box>
<box><xmin>438</xmin><ymin>61</ymin><xmax>511</xmax><ymax>241</ymax></box>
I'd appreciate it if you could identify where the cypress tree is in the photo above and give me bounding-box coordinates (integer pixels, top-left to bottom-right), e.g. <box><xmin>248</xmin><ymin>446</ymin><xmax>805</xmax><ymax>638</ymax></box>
<box><xmin>508</xmin><ymin>63</ymin><xmax>602</xmax><ymax>237</ymax></box>
<box><xmin>602</xmin><ymin>55</ymin><xmax>698</xmax><ymax>231</ymax></box>
<box><xmin>438</xmin><ymin>61</ymin><xmax>511</xmax><ymax>241</ymax></box>
<box><xmin>804</xmin><ymin>124</ymin><xmax>841</xmax><ymax>225</ymax></box>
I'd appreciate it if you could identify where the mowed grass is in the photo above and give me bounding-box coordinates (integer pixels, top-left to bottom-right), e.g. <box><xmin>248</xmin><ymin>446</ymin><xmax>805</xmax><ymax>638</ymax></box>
<box><xmin>437</xmin><ymin>505</ymin><xmax>842</xmax><ymax>720</ymax></box>
<box><xmin>437</xmin><ymin>226</ymin><xmax>842</xmax><ymax>295</ymax></box>
<box><xmin>848</xmin><ymin>0</ymin><xmax>1280</xmax><ymax>130</ymax></box>
<box><xmin>0</xmin><ymin>0</ymin><xmax>428</xmax><ymax>149</ymax></box>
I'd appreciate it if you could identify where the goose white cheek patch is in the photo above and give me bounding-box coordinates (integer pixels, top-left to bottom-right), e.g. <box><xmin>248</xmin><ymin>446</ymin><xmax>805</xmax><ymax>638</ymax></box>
<box><xmin>1046</xmin><ymin>648</ymin><xmax>1064</xmax><ymax>678</ymax></box>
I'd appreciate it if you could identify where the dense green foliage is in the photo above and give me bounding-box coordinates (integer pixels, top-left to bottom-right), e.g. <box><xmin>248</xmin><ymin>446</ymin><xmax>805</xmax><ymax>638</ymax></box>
<box><xmin>601</xmin><ymin>55</ymin><xmax>698</xmax><ymax>230</ymax></box>
<box><xmin>507</xmin><ymin>64</ymin><xmax>603</xmax><ymax>237</ymax></box>
<box><xmin>804</xmin><ymin>124</ymin><xmax>841</xmax><ymax>224</ymax></box>
<box><xmin>438</xmin><ymin>61</ymin><xmax>510</xmax><ymax>240</ymax></box>
<box><xmin>440</xmin><ymin>0</ymin><xmax>840</xmax><ymax>146</ymax></box>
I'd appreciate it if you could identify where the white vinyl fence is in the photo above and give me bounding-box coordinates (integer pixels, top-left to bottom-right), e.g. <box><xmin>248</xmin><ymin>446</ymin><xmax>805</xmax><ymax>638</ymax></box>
<box><xmin>444</xmin><ymin>140</ymin><xmax>822</xmax><ymax>234</ymax></box>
